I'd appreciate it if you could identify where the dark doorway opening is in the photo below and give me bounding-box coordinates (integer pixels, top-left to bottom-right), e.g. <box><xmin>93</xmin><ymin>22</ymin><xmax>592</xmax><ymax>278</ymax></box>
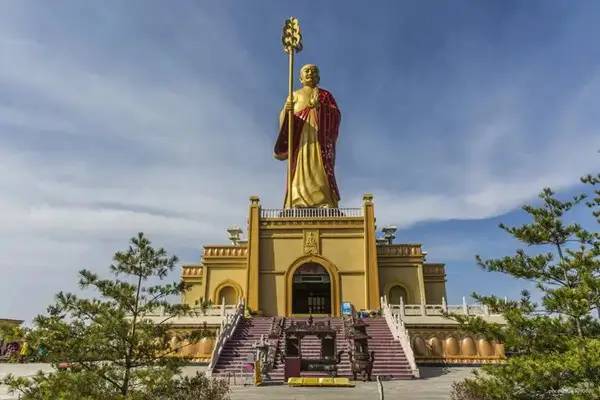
<box><xmin>292</xmin><ymin>263</ymin><xmax>331</xmax><ymax>314</ymax></box>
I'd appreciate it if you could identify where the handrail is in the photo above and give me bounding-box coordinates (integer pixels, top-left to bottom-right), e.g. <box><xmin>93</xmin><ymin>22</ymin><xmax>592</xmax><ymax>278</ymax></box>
<box><xmin>381</xmin><ymin>296</ymin><xmax>420</xmax><ymax>378</ymax></box>
<box><xmin>143</xmin><ymin>304</ymin><xmax>239</xmax><ymax>317</ymax></box>
<box><xmin>386</xmin><ymin>296</ymin><xmax>496</xmax><ymax>317</ymax></box>
<box><xmin>207</xmin><ymin>299</ymin><xmax>245</xmax><ymax>375</ymax></box>
<box><xmin>260</xmin><ymin>208</ymin><xmax>363</xmax><ymax>219</ymax></box>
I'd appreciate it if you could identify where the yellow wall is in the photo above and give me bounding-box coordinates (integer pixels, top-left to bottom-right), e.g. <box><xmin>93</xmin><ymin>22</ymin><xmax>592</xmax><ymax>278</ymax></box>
<box><xmin>258</xmin><ymin>218</ymin><xmax>366</xmax><ymax>316</ymax></box>
<box><xmin>340</xmin><ymin>273</ymin><xmax>367</xmax><ymax>310</ymax></box>
<box><xmin>424</xmin><ymin>281</ymin><xmax>446</xmax><ymax>304</ymax></box>
<box><xmin>378</xmin><ymin>266</ymin><xmax>422</xmax><ymax>304</ymax></box>
<box><xmin>259</xmin><ymin>273</ymin><xmax>285</xmax><ymax>316</ymax></box>
<box><xmin>205</xmin><ymin>267</ymin><xmax>246</xmax><ymax>303</ymax></box>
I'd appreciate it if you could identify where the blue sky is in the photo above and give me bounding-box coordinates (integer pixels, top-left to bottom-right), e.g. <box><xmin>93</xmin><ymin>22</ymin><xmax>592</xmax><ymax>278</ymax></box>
<box><xmin>1</xmin><ymin>1</ymin><xmax>599</xmax><ymax>322</ymax></box>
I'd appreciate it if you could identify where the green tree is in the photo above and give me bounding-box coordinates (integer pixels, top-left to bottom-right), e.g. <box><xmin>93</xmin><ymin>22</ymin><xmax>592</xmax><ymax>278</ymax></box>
<box><xmin>450</xmin><ymin>184</ymin><xmax>600</xmax><ymax>400</ymax></box>
<box><xmin>3</xmin><ymin>233</ymin><xmax>226</xmax><ymax>400</ymax></box>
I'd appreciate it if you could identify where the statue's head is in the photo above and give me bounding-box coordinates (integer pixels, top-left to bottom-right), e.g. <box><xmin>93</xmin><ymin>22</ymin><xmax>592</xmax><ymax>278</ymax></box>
<box><xmin>300</xmin><ymin>64</ymin><xmax>320</xmax><ymax>88</ymax></box>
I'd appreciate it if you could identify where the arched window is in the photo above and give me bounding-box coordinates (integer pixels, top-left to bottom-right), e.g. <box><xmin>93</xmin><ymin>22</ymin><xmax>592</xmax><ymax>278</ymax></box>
<box><xmin>217</xmin><ymin>285</ymin><xmax>238</xmax><ymax>305</ymax></box>
<box><xmin>388</xmin><ymin>285</ymin><xmax>408</xmax><ymax>305</ymax></box>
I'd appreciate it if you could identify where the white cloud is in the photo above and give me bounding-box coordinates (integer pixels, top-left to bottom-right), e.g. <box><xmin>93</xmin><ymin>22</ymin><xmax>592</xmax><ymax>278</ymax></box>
<box><xmin>1</xmin><ymin>3</ymin><xmax>600</xmax><ymax>322</ymax></box>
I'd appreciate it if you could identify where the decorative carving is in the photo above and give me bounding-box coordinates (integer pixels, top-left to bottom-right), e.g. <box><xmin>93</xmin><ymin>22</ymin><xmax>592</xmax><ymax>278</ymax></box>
<box><xmin>423</xmin><ymin>264</ymin><xmax>446</xmax><ymax>275</ymax></box>
<box><xmin>444</xmin><ymin>336</ymin><xmax>460</xmax><ymax>356</ymax></box>
<box><xmin>182</xmin><ymin>266</ymin><xmax>203</xmax><ymax>277</ymax></box>
<box><xmin>283</xmin><ymin>317</ymin><xmax>343</xmax><ymax>378</ymax></box>
<box><xmin>203</xmin><ymin>246</ymin><xmax>248</xmax><ymax>258</ymax></box>
<box><xmin>409</xmin><ymin>329</ymin><xmax>506</xmax><ymax>364</ymax></box>
<box><xmin>461</xmin><ymin>336</ymin><xmax>477</xmax><ymax>356</ymax></box>
<box><xmin>345</xmin><ymin>317</ymin><xmax>375</xmax><ymax>381</ymax></box>
<box><xmin>260</xmin><ymin>219</ymin><xmax>363</xmax><ymax>228</ymax></box>
<box><xmin>428</xmin><ymin>336</ymin><xmax>443</xmax><ymax>356</ymax></box>
<box><xmin>303</xmin><ymin>230</ymin><xmax>319</xmax><ymax>255</ymax></box>
<box><xmin>377</xmin><ymin>244</ymin><xmax>422</xmax><ymax>257</ymax></box>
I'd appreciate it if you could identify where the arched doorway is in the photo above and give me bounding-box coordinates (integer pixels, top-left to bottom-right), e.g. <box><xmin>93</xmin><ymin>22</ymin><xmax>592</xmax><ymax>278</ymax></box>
<box><xmin>217</xmin><ymin>285</ymin><xmax>238</xmax><ymax>305</ymax></box>
<box><xmin>292</xmin><ymin>263</ymin><xmax>331</xmax><ymax>314</ymax></box>
<box><xmin>388</xmin><ymin>285</ymin><xmax>408</xmax><ymax>305</ymax></box>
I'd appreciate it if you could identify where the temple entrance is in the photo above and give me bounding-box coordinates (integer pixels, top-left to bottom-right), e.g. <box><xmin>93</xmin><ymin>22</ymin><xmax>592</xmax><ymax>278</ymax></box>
<box><xmin>292</xmin><ymin>263</ymin><xmax>331</xmax><ymax>315</ymax></box>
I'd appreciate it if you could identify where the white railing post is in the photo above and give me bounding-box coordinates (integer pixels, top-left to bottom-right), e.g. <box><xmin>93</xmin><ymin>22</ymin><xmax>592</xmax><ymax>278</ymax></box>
<box><xmin>399</xmin><ymin>296</ymin><xmax>405</xmax><ymax>317</ymax></box>
<box><xmin>221</xmin><ymin>297</ymin><xmax>226</xmax><ymax>316</ymax></box>
<box><xmin>483</xmin><ymin>304</ymin><xmax>490</xmax><ymax>316</ymax></box>
<box><xmin>462</xmin><ymin>296</ymin><xmax>468</xmax><ymax>315</ymax></box>
<box><xmin>442</xmin><ymin>297</ymin><xmax>447</xmax><ymax>313</ymax></box>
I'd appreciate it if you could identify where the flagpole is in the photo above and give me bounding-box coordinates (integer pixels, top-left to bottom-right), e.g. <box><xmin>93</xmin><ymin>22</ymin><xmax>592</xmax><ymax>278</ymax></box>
<box><xmin>282</xmin><ymin>18</ymin><xmax>302</xmax><ymax>209</ymax></box>
<box><xmin>287</xmin><ymin>50</ymin><xmax>294</xmax><ymax>209</ymax></box>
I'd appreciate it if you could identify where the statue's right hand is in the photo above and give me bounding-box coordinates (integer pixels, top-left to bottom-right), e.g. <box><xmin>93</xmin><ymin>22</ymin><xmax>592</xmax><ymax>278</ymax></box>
<box><xmin>284</xmin><ymin>100</ymin><xmax>294</xmax><ymax>112</ymax></box>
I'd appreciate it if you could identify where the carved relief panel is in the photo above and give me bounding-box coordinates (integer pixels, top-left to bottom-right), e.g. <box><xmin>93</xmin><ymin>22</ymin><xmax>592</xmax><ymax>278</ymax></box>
<box><xmin>303</xmin><ymin>229</ymin><xmax>320</xmax><ymax>255</ymax></box>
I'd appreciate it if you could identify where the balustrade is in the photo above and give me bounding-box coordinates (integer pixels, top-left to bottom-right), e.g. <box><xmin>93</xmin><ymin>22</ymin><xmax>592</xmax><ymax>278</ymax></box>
<box><xmin>260</xmin><ymin>208</ymin><xmax>362</xmax><ymax>219</ymax></box>
<box><xmin>207</xmin><ymin>299</ymin><xmax>245</xmax><ymax>375</ymax></box>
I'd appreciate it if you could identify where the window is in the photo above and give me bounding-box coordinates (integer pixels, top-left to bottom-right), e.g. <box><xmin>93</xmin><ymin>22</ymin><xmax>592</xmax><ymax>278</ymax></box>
<box><xmin>389</xmin><ymin>285</ymin><xmax>408</xmax><ymax>304</ymax></box>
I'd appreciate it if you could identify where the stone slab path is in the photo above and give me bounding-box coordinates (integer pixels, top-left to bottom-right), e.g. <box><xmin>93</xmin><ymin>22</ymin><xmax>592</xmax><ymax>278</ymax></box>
<box><xmin>1</xmin><ymin>364</ymin><xmax>476</xmax><ymax>400</ymax></box>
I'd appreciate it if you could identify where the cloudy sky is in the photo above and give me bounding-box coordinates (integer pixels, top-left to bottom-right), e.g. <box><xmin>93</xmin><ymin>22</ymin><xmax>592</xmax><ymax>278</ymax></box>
<box><xmin>1</xmin><ymin>1</ymin><xmax>599</xmax><ymax>322</ymax></box>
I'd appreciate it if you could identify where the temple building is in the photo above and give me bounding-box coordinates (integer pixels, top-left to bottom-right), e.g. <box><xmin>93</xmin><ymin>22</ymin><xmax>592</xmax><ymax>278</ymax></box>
<box><xmin>181</xmin><ymin>194</ymin><xmax>447</xmax><ymax>317</ymax></box>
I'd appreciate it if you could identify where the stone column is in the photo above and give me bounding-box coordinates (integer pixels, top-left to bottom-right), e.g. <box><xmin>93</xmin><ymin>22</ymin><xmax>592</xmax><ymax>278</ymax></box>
<box><xmin>246</xmin><ymin>196</ymin><xmax>261</xmax><ymax>312</ymax></box>
<box><xmin>363</xmin><ymin>193</ymin><xmax>381</xmax><ymax>310</ymax></box>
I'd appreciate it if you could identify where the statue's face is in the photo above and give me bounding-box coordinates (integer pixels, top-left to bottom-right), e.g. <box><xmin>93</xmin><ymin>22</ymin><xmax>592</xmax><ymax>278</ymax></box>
<box><xmin>300</xmin><ymin>65</ymin><xmax>320</xmax><ymax>88</ymax></box>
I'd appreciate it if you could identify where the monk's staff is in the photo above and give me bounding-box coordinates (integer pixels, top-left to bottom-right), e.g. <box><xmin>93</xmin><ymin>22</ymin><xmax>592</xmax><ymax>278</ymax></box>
<box><xmin>282</xmin><ymin>17</ymin><xmax>303</xmax><ymax>209</ymax></box>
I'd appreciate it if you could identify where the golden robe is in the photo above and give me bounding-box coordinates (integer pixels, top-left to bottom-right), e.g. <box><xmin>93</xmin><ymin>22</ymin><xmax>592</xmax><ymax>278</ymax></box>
<box><xmin>274</xmin><ymin>88</ymin><xmax>341</xmax><ymax>208</ymax></box>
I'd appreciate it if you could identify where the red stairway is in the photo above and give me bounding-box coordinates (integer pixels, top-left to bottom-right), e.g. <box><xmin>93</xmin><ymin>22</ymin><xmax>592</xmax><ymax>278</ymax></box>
<box><xmin>211</xmin><ymin>317</ymin><xmax>274</xmax><ymax>379</ymax></box>
<box><xmin>210</xmin><ymin>316</ymin><xmax>414</xmax><ymax>382</ymax></box>
<box><xmin>366</xmin><ymin>317</ymin><xmax>414</xmax><ymax>379</ymax></box>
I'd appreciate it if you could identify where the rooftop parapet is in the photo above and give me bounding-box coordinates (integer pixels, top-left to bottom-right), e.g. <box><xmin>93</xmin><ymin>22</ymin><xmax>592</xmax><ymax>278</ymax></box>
<box><xmin>376</xmin><ymin>244</ymin><xmax>422</xmax><ymax>257</ymax></box>
<box><xmin>260</xmin><ymin>207</ymin><xmax>363</xmax><ymax>219</ymax></box>
<box><xmin>202</xmin><ymin>245</ymin><xmax>248</xmax><ymax>258</ymax></box>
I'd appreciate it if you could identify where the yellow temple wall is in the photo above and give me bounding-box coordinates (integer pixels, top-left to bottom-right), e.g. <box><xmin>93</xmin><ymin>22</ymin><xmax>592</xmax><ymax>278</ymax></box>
<box><xmin>204</xmin><ymin>267</ymin><xmax>246</xmax><ymax>304</ymax></box>
<box><xmin>424</xmin><ymin>281</ymin><xmax>446</xmax><ymax>304</ymax></box>
<box><xmin>259</xmin><ymin>234</ymin><xmax>304</xmax><ymax>271</ymax></box>
<box><xmin>183</xmin><ymin>281</ymin><xmax>204</xmax><ymax>306</ymax></box>
<box><xmin>257</xmin><ymin>218</ymin><xmax>367</xmax><ymax>316</ymax></box>
<box><xmin>181</xmin><ymin>265</ymin><xmax>204</xmax><ymax>307</ymax></box>
<box><xmin>259</xmin><ymin>273</ymin><xmax>285</xmax><ymax>316</ymax></box>
<box><xmin>423</xmin><ymin>263</ymin><xmax>447</xmax><ymax>304</ymax></box>
<box><xmin>378</xmin><ymin>266</ymin><xmax>423</xmax><ymax>304</ymax></box>
<box><xmin>340</xmin><ymin>273</ymin><xmax>367</xmax><ymax>310</ymax></box>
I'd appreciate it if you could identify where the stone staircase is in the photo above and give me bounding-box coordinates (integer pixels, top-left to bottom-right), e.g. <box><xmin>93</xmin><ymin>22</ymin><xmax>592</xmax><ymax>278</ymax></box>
<box><xmin>211</xmin><ymin>317</ymin><xmax>273</xmax><ymax>379</ymax></box>
<box><xmin>366</xmin><ymin>317</ymin><xmax>414</xmax><ymax>379</ymax></box>
<box><xmin>210</xmin><ymin>316</ymin><xmax>414</xmax><ymax>382</ymax></box>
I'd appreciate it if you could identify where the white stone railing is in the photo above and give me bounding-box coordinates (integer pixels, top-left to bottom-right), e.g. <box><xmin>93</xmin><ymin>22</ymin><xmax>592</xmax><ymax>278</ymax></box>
<box><xmin>207</xmin><ymin>299</ymin><xmax>245</xmax><ymax>375</ymax></box>
<box><xmin>388</xmin><ymin>296</ymin><xmax>496</xmax><ymax>318</ymax></box>
<box><xmin>381</xmin><ymin>296</ymin><xmax>420</xmax><ymax>378</ymax></box>
<box><xmin>260</xmin><ymin>208</ymin><xmax>363</xmax><ymax>219</ymax></box>
<box><xmin>144</xmin><ymin>302</ymin><xmax>239</xmax><ymax>318</ymax></box>
<box><xmin>189</xmin><ymin>304</ymin><xmax>239</xmax><ymax>317</ymax></box>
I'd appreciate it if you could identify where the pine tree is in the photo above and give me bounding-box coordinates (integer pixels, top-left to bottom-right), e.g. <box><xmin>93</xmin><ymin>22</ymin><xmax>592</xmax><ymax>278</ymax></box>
<box><xmin>450</xmin><ymin>183</ymin><xmax>600</xmax><ymax>400</ymax></box>
<box><xmin>3</xmin><ymin>233</ymin><xmax>223</xmax><ymax>400</ymax></box>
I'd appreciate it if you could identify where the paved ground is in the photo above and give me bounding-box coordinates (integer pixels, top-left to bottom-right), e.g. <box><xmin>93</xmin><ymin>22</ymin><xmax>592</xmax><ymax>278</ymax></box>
<box><xmin>0</xmin><ymin>363</ymin><xmax>54</xmax><ymax>399</ymax></box>
<box><xmin>229</xmin><ymin>367</ymin><xmax>475</xmax><ymax>400</ymax></box>
<box><xmin>0</xmin><ymin>364</ymin><xmax>475</xmax><ymax>400</ymax></box>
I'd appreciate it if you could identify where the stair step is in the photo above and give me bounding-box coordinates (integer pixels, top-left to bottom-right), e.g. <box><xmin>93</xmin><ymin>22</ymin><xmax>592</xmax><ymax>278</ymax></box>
<box><xmin>211</xmin><ymin>316</ymin><xmax>416</xmax><ymax>382</ymax></box>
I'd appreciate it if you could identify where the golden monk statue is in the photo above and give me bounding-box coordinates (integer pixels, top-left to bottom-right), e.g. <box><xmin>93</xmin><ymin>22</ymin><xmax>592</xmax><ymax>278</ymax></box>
<box><xmin>274</xmin><ymin>64</ymin><xmax>341</xmax><ymax>208</ymax></box>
